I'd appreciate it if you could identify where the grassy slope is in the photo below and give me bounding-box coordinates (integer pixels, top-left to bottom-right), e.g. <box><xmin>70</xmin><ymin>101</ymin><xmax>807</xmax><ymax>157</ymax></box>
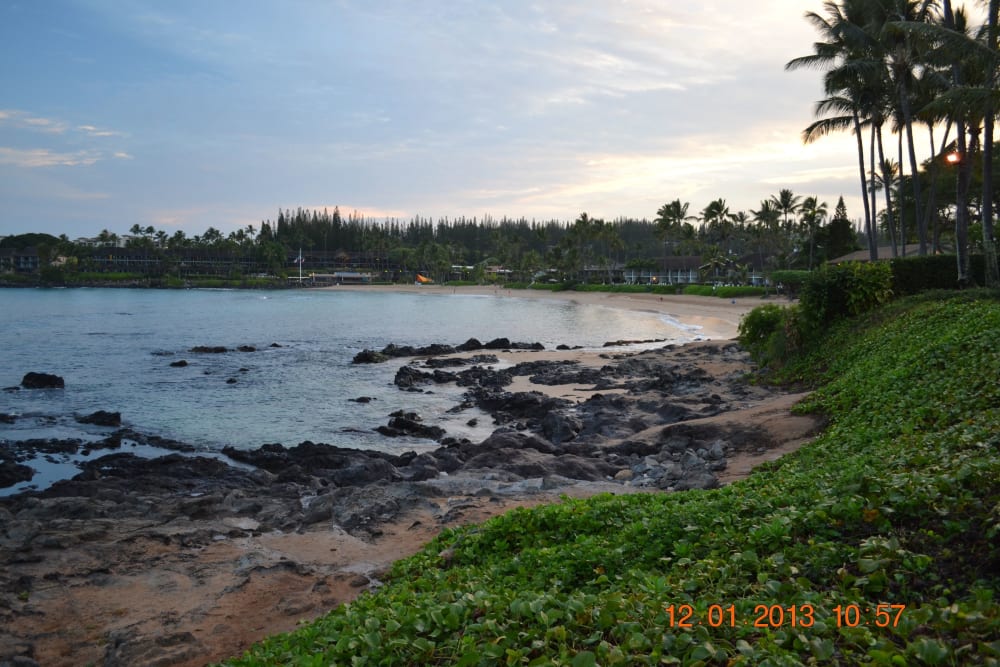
<box><xmin>223</xmin><ymin>293</ymin><xmax>1000</xmax><ymax>666</ymax></box>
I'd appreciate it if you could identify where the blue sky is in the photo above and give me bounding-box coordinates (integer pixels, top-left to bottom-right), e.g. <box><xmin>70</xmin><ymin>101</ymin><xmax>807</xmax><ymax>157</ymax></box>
<box><xmin>1</xmin><ymin>1</ymin><xmax>864</xmax><ymax>239</ymax></box>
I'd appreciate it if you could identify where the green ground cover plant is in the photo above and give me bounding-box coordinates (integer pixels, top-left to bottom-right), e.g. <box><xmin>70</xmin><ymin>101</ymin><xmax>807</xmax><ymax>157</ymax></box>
<box><xmin>222</xmin><ymin>292</ymin><xmax>999</xmax><ymax>666</ymax></box>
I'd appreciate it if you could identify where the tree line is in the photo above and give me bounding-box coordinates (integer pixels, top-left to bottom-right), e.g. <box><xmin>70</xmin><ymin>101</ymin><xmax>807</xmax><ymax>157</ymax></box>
<box><xmin>3</xmin><ymin>191</ymin><xmax>867</xmax><ymax>284</ymax></box>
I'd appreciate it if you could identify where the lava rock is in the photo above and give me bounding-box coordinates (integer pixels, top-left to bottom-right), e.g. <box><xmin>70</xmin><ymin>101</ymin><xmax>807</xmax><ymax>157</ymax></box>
<box><xmin>0</xmin><ymin>456</ymin><xmax>34</xmax><ymax>488</ymax></box>
<box><xmin>541</xmin><ymin>411</ymin><xmax>583</xmax><ymax>444</ymax></box>
<box><xmin>75</xmin><ymin>410</ymin><xmax>122</xmax><ymax>427</ymax></box>
<box><xmin>352</xmin><ymin>349</ymin><xmax>389</xmax><ymax>364</ymax></box>
<box><xmin>378</xmin><ymin>414</ymin><xmax>446</xmax><ymax>440</ymax></box>
<box><xmin>456</xmin><ymin>337</ymin><xmax>483</xmax><ymax>351</ymax></box>
<box><xmin>20</xmin><ymin>372</ymin><xmax>64</xmax><ymax>389</ymax></box>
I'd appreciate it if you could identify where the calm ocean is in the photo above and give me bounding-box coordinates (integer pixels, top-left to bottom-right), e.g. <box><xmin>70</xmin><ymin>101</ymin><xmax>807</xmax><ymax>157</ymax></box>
<box><xmin>1</xmin><ymin>288</ymin><xmax>697</xmax><ymax>493</ymax></box>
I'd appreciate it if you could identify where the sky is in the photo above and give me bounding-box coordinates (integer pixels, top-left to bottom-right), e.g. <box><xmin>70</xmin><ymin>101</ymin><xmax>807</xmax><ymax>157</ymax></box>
<box><xmin>0</xmin><ymin>0</ymin><xmax>870</xmax><ymax>240</ymax></box>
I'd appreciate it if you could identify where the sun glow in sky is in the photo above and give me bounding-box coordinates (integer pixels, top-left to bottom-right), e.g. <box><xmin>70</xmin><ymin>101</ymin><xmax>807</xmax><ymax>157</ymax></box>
<box><xmin>1</xmin><ymin>1</ymin><xmax>870</xmax><ymax>238</ymax></box>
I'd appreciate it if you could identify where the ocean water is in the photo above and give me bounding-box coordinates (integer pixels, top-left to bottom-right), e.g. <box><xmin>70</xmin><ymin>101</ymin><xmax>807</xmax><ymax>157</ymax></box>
<box><xmin>1</xmin><ymin>288</ymin><xmax>698</xmax><ymax>493</ymax></box>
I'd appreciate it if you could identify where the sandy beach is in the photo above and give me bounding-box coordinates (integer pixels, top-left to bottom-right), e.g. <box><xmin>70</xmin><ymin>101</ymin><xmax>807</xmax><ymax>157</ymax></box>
<box><xmin>0</xmin><ymin>289</ymin><xmax>818</xmax><ymax>667</ymax></box>
<box><xmin>320</xmin><ymin>283</ymin><xmax>773</xmax><ymax>340</ymax></box>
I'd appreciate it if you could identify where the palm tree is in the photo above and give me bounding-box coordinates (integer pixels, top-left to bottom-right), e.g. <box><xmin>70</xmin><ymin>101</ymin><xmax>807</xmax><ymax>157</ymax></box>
<box><xmin>799</xmin><ymin>196</ymin><xmax>830</xmax><ymax>269</ymax></box>
<box><xmin>699</xmin><ymin>247</ymin><xmax>733</xmax><ymax>282</ymax></box>
<box><xmin>909</xmin><ymin>64</ymin><xmax>953</xmax><ymax>254</ymax></box>
<box><xmin>701</xmin><ymin>198</ymin><xmax>735</xmax><ymax>251</ymax></box>
<box><xmin>731</xmin><ymin>211</ymin><xmax>751</xmax><ymax>231</ymax></box>
<box><xmin>167</xmin><ymin>230</ymin><xmax>187</xmax><ymax>251</ymax></box>
<box><xmin>983</xmin><ymin>0</ymin><xmax>998</xmax><ymax>286</ymax></box>
<box><xmin>654</xmin><ymin>200</ymin><xmax>697</xmax><ymax>274</ymax></box>
<box><xmin>750</xmin><ymin>200</ymin><xmax>782</xmax><ymax>232</ymax></box>
<box><xmin>943</xmin><ymin>0</ymin><xmax>975</xmax><ymax>284</ymax></box>
<box><xmin>555</xmin><ymin>213</ymin><xmax>598</xmax><ymax>282</ymax></box>
<box><xmin>593</xmin><ymin>219</ymin><xmax>624</xmax><ymax>283</ymax></box>
<box><xmin>201</xmin><ymin>227</ymin><xmax>224</xmax><ymax>247</ymax></box>
<box><xmin>871</xmin><ymin>157</ymin><xmax>900</xmax><ymax>254</ymax></box>
<box><xmin>788</xmin><ymin>0</ymin><xmax>884</xmax><ymax>260</ymax></box>
<box><xmin>654</xmin><ymin>199</ymin><xmax>696</xmax><ymax>238</ymax></box>
<box><xmin>97</xmin><ymin>229</ymin><xmax>118</xmax><ymax>247</ymax></box>
<box><xmin>879</xmin><ymin>0</ymin><xmax>934</xmax><ymax>255</ymax></box>
<box><xmin>769</xmin><ymin>189</ymin><xmax>803</xmax><ymax>232</ymax></box>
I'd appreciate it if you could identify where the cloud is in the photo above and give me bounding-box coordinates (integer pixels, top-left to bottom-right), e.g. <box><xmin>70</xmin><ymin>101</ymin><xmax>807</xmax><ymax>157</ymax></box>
<box><xmin>146</xmin><ymin>206</ymin><xmax>210</xmax><ymax>229</ymax></box>
<box><xmin>0</xmin><ymin>110</ymin><xmax>69</xmax><ymax>134</ymax></box>
<box><xmin>0</xmin><ymin>147</ymin><xmax>102</xmax><ymax>168</ymax></box>
<box><xmin>0</xmin><ymin>110</ymin><xmax>131</xmax><ymax>169</ymax></box>
<box><xmin>50</xmin><ymin>186</ymin><xmax>112</xmax><ymax>201</ymax></box>
<box><xmin>78</xmin><ymin>124</ymin><xmax>122</xmax><ymax>137</ymax></box>
<box><xmin>1</xmin><ymin>109</ymin><xmax>125</xmax><ymax>139</ymax></box>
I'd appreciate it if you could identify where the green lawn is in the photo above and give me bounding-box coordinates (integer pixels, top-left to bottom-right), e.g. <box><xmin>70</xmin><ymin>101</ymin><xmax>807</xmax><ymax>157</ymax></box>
<box><xmin>222</xmin><ymin>292</ymin><xmax>1000</xmax><ymax>666</ymax></box>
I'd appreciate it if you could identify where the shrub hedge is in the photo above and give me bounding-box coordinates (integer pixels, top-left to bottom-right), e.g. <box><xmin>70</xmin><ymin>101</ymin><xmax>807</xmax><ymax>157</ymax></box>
<box><xmin>889</xmin><ymin>254</ymin><xmax>986</xmax><ymax>296</ymax></box>
<box><xmin>798</xmin><ymin>262</ymin><xmax>894</xmax><ymax>334</ymax></box>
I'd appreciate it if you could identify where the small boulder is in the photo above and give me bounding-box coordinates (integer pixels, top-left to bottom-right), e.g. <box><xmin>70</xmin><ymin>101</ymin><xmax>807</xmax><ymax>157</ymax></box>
<box><xmin>456</xmin><ymin>338</ymin><xmax>483</xmax><ymax>352</ymax></box>
<box><xmin>0</xmin><ymin>457</ymin><xmax>34</xmax><ymax>488</ymax></box>
<box><xmin>76</xmin><ymin>410</ymin><xmax>122</xmax><ymax>427</ymax></box>
<box><xmin>21</xmin><ymin>372</ymin><xmax>65</xmax><ymax>389</ymax></box>
<box><xmin>541</xmin><ymin>411</ymin><xmax>583</xmax><ymax>444</ymax></box>
<box><xmin>352</xmin><ymin>349</ymin><xmax>389</xmax><ymax>364</ymax></box>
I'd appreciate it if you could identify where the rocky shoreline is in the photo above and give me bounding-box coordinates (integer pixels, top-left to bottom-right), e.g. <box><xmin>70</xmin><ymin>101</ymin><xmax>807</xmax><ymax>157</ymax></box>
<box><xmin>0</xmin><ymin>339</ymin><xmax>821</xmax><ymax>667</ymax></box>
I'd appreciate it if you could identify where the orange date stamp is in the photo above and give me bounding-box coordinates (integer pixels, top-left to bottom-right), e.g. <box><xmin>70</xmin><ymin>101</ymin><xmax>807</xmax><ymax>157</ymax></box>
<box><xmin>665</xmin><ymin>603</ymin><xmax>906</xmax><ymax>629</ymax></box>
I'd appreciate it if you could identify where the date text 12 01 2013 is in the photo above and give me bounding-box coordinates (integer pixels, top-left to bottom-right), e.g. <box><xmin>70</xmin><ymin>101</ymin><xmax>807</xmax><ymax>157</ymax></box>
<box><xmin>664</xmin><ymin>603</ymin><xmax>906</xmax><ymax>629</ymax></box>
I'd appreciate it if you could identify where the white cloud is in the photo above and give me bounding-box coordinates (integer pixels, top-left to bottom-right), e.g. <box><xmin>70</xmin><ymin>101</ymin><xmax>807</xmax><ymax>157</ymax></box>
<box><xmin>78</xmin><ymin>124</ymin><xmax>122</xmax><ymax>137</ymax></box>
<box><xmin>0</xmin><ymin>110</ymin><xmax>126</xmax><ymax>139</ymax></box>
<box><xmin>0</xmin><ymin>147</ymin><xmax>101</xmax><ymax>168</ymax></box>
<box><xmin>51</xmin><ymin>186</ymin><xmax>111</xmax><ymax>201</ymax></box>
<box><xmin>0</xmin><ymin>110</ymin><xmax>69</xmax><ymax>134</ymax></box>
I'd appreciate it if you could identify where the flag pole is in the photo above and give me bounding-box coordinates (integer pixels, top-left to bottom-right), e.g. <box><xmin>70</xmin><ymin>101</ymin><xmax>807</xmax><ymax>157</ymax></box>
<box><xmin>298</xmin><ymin>248</ymin><xmax>302</xmax><ymax>282</ymax></box>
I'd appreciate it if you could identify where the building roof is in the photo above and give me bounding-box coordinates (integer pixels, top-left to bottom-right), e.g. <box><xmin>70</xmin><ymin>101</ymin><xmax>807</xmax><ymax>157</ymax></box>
<box><xmin>829</xmin><ymin>245</ymin><xmax>921</xmax><ymax>263</ymax></box>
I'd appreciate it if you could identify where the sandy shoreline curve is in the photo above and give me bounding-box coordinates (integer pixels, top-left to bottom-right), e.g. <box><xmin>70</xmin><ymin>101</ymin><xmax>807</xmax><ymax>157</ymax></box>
<box><xmin>318</xmin><ymin>283</ymin><xmax>776</xmax><ymax>340</ymax></box>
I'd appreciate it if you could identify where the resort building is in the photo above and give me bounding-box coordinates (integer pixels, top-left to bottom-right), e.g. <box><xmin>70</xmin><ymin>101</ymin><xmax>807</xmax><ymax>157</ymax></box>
<box><xmin>0</xmin><ymin>247</ymin><xmax>39</xmax><ymax>273</ymax></box>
